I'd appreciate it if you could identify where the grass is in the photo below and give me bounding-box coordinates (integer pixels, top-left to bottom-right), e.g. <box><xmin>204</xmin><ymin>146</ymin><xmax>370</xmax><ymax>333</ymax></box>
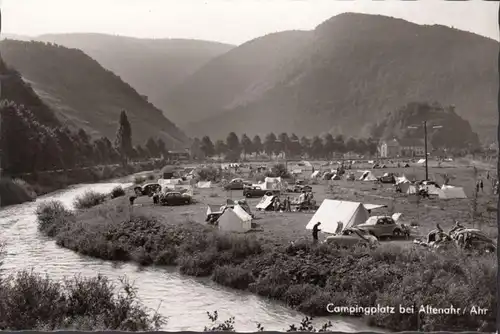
<box><xmin>0</xmin><ymin>241</ymin><xmax>164</xmax><ymax>331</ymax></box>
<box><xmin>36</xmin><ymin>196</ymin><xmax>497</xmax><ymax>331</ymax></box>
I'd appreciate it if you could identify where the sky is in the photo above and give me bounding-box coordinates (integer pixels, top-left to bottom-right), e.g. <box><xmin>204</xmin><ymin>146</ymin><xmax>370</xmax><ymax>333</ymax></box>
<box><xmin>1</xmin><ymin>0</ymin><xmax>498</xmax><ymax>45</ymax></box>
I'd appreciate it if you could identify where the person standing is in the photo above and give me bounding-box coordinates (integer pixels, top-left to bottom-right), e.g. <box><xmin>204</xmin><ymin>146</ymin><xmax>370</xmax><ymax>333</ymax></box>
<box><xmin>286</xmin><ymin>196</ymin><xmax>292</xmax><ymax>212</ymax></box>
<box><xmin>476</xmin><ymin>181</ymin><xmax>480</xmax><ymax>194</ymax></box>
<box><xmin>312</xmin><ymin>222</ymin><xmax>321</xmax><ymax>243</ymax></box>
<box><xmin>480</xmin><ymin>179</ymin><xmax>484</xmax><ymax>192</ymax></box>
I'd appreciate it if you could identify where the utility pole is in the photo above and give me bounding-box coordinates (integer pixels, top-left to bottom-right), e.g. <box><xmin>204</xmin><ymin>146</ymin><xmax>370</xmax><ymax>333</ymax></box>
<box><xmin>424</xmin><ymin>121</ymin><xmax>428</xmax><ymax>181</ymax></box>
<box><xmin>408</xmin><ymin>121</ymin><xmax>442</xmax><ymax>181</ymax></box>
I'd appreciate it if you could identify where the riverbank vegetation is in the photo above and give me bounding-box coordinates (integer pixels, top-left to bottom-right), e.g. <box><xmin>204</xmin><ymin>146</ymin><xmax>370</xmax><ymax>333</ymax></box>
<box><xmin>0</xmin><ymin>242</ymin><xmax>164</xmax><ymax>330</ymax></box>
<box><xmin>36</xmin><ymin>198</ymin><xmax>497</xmax><ymax>332</ymax></box>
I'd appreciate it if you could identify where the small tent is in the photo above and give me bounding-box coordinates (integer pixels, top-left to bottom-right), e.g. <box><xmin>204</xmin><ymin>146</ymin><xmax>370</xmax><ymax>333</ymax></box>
<box><xmin>359</xmin><ymin>171</ymin><xmax>377</xmax><ymax>181</ymax></box>
<box><xmin>218</xmin><ymin>205</ymin><xmax>252</xmax><ymax>233</ymax></box>
<box><xmin>197</xmin><ymin>181</ymin><xmax>212</xmax><ymax>189</ymax></box>
<box><xmin>310</xmin><ymin>171</ymin><xmax>320</xmax><ymax>179</ymax></box>
<box><xmin>159</xmin><ymin>178</ymin><xmax>182</xmax><ymax>186</ymax></box>
<box><xmin>417</xmin><ymin>159</ymin><xmax>426</xmax><ymax>164</ymax></box>
<box><xmin>438</xmin><ymin>187</ymin><xmax>467</xmax><ymax>199</ymax></box>
<box><xmin>305</xmin><ymin>199</ymin><xmax>371</xmax><ymax>234</ymax></box>
<box><xmin>396</xmin><ymin>175</ymin><xmax>409</xmax><ymax>184</ymax></box>
<box><xmin>399</xmin><ymin>182</ymin><xmax>417</xmax><ymax>194</ymax></box>
<box><xmin>256</xmin><ymin>194</ymin><xmax>276</xmax><ymax>210</ymax></box>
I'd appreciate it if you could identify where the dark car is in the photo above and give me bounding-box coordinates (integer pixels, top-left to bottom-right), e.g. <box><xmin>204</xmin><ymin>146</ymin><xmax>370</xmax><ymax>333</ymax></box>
<box><xmin>243</xmin><ymin>186</ymin><xmax>280</xmax><ymax>198</ymax></box>
<box><xmin>291</xmin><ymin>184</ymin><xmax>313</xmax><ymax>193</ymax></box>
<box><xmin>134</xmin><ymin>183</ymin><xmax>161</xmax><ymax>197</ymax></box>
<box><xmin>356</xmin><ymin>216</ymin><xmax>410</xmax><ymax>239</ymax></box>
<box><xmin>378</xmin><ymin>173</ymin><xmax>396</xmax><ymax>184</ymax></box>
<box><xmin>224</xmin><ymin>178</ymin><xmax>250</xmax><ymax>190</ymax></box>
<box><xmin>160</xmin><ymin>192</ymin><xmax>192</xmax><ymax>206</ymax></box>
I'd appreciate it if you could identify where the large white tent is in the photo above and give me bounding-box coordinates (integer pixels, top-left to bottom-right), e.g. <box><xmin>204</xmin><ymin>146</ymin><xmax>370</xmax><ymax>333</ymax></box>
<box><xmin>218</xmin><ymin>205</ymin><xmax>253</xmax><ymax>233</ymax></box>
<box><xmin>359</xmin><ymin>171</ymin><xmax>378</xmax><ymax>181</ymax></box>
<box><xmin>197</xmin><ymin>181</ymin><xmax>212</xmax><ymax>188</ymax></box>
<box><xmin>305</xmin><ymin>199</ymin><xmax>372</xmax><ymax>234</ymax></box>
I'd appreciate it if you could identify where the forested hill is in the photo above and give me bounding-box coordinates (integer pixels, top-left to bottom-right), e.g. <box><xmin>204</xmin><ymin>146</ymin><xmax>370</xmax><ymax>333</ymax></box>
<box><xmin>36</xmin><ymin>33</ymin><xmax>235</xmax><ymax>123</ymax></box>
<box><xmin>369</xmin><ymin>102</ymin><xmax>481</xmax><ymax>150</ymax></box>
<box><xmin>183</xmin><ymin>13</ymin><xmax>497</xmax><ymax>144</ymax></box>
<box><xmin>0</xmin><ymin>39</ymin><xmax>190</xmax><ymax>147</ymax></box>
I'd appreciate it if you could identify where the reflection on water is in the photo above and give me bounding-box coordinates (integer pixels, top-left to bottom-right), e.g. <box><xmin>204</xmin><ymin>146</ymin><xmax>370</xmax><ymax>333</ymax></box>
<box><xmin>0</xmin><ymin>180</ymin><xmax>380</xmax><ymax>332</ymax></box>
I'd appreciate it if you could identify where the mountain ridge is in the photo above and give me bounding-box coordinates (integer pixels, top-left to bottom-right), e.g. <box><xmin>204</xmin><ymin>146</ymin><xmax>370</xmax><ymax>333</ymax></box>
<box><xmin>0</xmin><ymin>39</ymin><xmax>190</xmax><ymax>148</ymax></box>
<box><xmin>181</xmin><ymin>12</ymin><xmax>498</xmax><ymax>144</ymax></box>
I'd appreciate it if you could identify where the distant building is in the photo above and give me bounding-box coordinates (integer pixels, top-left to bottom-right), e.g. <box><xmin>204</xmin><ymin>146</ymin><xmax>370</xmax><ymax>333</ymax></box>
<box><xmin>378</xmin><ymin>139</ymin><xmax>400</xmax><ymax>158</ymax></box>
<box><xmin>378</xmin><ymin>138</ymin><xmax>427</xmax><ymax>158</ymax></box>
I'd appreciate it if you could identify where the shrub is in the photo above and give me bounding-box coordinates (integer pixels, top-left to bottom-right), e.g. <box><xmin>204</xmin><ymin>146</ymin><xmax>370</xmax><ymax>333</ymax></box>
<box><xmin>197</xmin><ymin>166</ymin><xmax>220</xmax><ymax>181</ymax></box>
<box><xmin>36</xmin><ymin>200</ymin><xmax>75</xmax><ymax>237</ymax></box>
<box><xmin>110</xmin><ymin>186</ymin><xmax>126</xmax><ymax>199</ymax></box>
<box><xmin>73</xmin><ymin>191</ymin><xmax>107</xmax><ymax>209</ymax></box>
<box><xmin>0</xmin><ymin>271</ymin><xmax>165</xmax><ymax>330</ymax></box>
<box><xmin>134</xmin><ymin>175</ymin><xmax>146</xmax><ymax>184</ymax></box>
<box><xmin>0</xmin><ymin>177</ymin><xmax>36</xmax><ymax>207</ymax></box>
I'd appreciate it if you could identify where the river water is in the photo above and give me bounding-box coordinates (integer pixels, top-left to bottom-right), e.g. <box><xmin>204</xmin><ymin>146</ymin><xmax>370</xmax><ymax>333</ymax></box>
<box><xmin>0</xmin><ymin>179</ymin><xmax>380</xmax><ymax>332</ymax></box>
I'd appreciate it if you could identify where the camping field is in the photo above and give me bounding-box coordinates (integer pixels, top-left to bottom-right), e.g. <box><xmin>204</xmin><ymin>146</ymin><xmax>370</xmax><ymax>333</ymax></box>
<box><xmin>131</xmin><ymin>159</ymin><xmax>497</xmax><ymax>244</ymax></box>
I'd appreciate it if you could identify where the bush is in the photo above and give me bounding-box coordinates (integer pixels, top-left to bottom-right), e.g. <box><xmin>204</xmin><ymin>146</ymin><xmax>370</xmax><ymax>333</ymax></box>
<box><xmin>38</xmin><ymin>204</ymin><xmax>497</xmax><ymax>332</ymax></box>
<box><xmin>73</xmin><ymin>191</ymin><xmax>107</xmax><ymax>209</ymax></box>
<box><xmin>36</xmin><ymin>201</ymin><xmax>75</xmax><ymax>237</ymax></box>
<box><xmin>197</xmin><ymin>166</ymin><xmax>220</xmax><ymax>181</ymax></box>
<box><xmin>0</xmin><ymin>178</ymin><xmax>36</xmax><ymax>207</ymax></box>
<box><xmin>110</xmin><ymin>186</ymin><xmax>126</xmax><ymax>199</ymax></box>
<box><xmin>0</xmin><ymin>271</ymin><xmax>165</xmax><ymax>330</ymax></box>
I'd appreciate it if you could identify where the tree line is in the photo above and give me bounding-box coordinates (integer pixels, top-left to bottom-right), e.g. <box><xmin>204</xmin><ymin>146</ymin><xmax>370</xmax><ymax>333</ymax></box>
<box><xmin>192</xmin><ymin>132</ymin><xmax>379</xmax><ymax>161</ymax></box>
<box><xmin>0</xmin><ymin>101</ymin><xmax>170</xmax><ymax>176</ymax></box>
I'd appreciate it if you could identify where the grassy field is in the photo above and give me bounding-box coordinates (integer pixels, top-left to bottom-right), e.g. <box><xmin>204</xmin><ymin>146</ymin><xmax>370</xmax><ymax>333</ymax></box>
<box><xmin>36</xmin><ymin>159</ymin><xmax>497</xmax><ymax>331</ymax></box>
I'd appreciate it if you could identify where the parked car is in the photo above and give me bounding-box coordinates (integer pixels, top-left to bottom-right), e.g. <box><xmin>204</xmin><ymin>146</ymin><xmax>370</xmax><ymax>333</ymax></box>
<box><xmin>290</xmin><ymin>184</ymin><xmax>313</xmax><ymax>193</ymax></box>
<box><xmin>224</xmin><ymin>178</ymin><xmax>249</xmax><ymax>190</ymax></box>
<box><xmin>160</xmin><ymin>192</ymin><xmax>192</xmax><ymax>206</ymax></box>
<box><xmin>134</xmin><ymin>183</ymin><xmax>161</xmax><ymax>197</ymax></box>
<box><xmin>356</xmin><ymin>216</ymin><xmax>410</xmax><ymax>239</ymax></box>
<box><xmin>378</xmin><ymin>173</ymin><xmax>396</xmax><ymax>184</ymax></box>
<box><xmin>243</xmin><ymin>186</ymin><xmax>280</xmax><ymax>198</ymax></box>
<box><xmin>324</xmin><ymin>228</ymin><xmax>379</xmax><ymax>247</ymax></box>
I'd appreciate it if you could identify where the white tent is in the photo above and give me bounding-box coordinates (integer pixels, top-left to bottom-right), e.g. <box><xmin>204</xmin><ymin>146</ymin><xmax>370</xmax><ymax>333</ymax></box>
<box><xmin>218</xmin><ymin>205</ymin><xmax>252</xmax><ymax>233</ymax></box>
<box><xmin>417</xmin><ymin>159</ymin><xmax>426</xmax><ymax>164</ymax></box>
<box><xmin>305</xmin><ymin>199</ymin><xmax>371</xmax><ymax>234</ymax></box>
<box><xmin>264</xmin><ymin>177</ymin><xmax>282</xmax><ymax>184</ymax></box>
<box><xmin>256</xmin><ymin>194</ymin><xmax>275</xmax><ymax>210</ymax></box>
<box><xmin>363</xmin><ymin>213</ymin><xmax>402</xmax><ymax>225</ymax></box>
<box><xmin>292</xmin><ymin>169</ymin><xmax>302</xmax><ymax>174</ymax></box>
<box><xmin>158</xmin><ymin>178</ymin><xmax>182</xmax><ymax>186</ymax></box>
<box><xmin>396</xmin><ymin>175</ymin><xmax>409</xmax><ymax>184</ymax></box>
<box><xmin>197</xmin><ymin>181</ymin><xmax>212</xmax><ymax>188</ymax></box>
<box><xmin>363</xmin><ymin>204</ymin><xmax>387</xmax><ymax>211</ymax></box>
<box><xmin>439</xmin><ymin>187</ymin><xmax>467</xmax><ymax>199</ymax></box>
<box><xmin>359</xmin><ymin>171</ymin><xmax>377</xmax><ymax>181</ymax></box>
<box><xmin>400</xmin><ymin>182</ymin><xmax>417</xmax><ymax>194</ymax></box>
<box><xmin>424</xmin><ymin>185</ymin><xmax>442</xmax><ymax>196</ymax></box>
<box><xmin>310</xmin><ymin>171</ymin><xmax>320</xmax><ymax>179</ymax></box>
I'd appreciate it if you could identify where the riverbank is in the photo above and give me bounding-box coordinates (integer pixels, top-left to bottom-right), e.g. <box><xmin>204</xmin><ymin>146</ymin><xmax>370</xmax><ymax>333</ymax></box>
<box><xmin>0</xmin><ymin>160</ymin><xmax>163</xmax><ymax>207</ymax></box>
<box><xmin>36</xmin><ymin>195</ymin><xmax>496</xmax><ymax>332</ymax></box>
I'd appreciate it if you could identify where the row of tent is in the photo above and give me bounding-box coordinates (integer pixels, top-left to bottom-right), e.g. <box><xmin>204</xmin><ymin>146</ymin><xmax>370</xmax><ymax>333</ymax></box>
<box><xmin>210</xmin><ymin>197</ymin><xmax>390</xmax><ymax>235</ymax></box>
<box><xmin>396</xmin><ymin>177</ymin><xmax>467</xmax><ymax>199</ymax></box>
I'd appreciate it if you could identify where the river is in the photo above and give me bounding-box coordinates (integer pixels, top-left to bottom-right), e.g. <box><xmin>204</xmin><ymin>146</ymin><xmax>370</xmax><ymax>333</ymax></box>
<box><xmin>0</xmin><ymin>178</ymin><xmax>382</xmax><ymax>332</ymax></box>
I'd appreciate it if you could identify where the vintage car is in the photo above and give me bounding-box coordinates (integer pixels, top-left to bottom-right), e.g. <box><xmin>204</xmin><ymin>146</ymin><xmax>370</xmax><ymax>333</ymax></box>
<box><xmin>378</xmin><ymin>173</ymin><xmax>396</xmax><ymax>184</ymax></box>
<box><xmin>324</xmin><ymin>228</ymin><xmax>379</xmax><ymax>247</ymax></box>
<box><xmin>290</xmin><ymin>184</ymin><xmax>313</xmax><ymax>193</ymax></box>
<box><xmin>356</xmin><ymin>215</ymin><xmax>410</xmax><ymax>239</ymax></box>
<box><xmin>223</xmin><ymin>178</ymin><xmax>250</xmax><ymax>190</ymax></box>
<box><xmin>160</xmin><ymin>191</ymin><xmax>192</xmax><ymax>206</ymax></box>
<box><xmin>134</xmin><ymin>183</ymin><xmax>162</xmax><ymax>197</ymax></box>
<box><xmin>243</xmin><ymin>186</ymin><xmax>280</xmax><ymax>198</ymax></box>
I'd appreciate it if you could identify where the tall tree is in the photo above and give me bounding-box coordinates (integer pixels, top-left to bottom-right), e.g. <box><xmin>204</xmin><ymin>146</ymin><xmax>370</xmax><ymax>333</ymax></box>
<box><xmin>226</xmin><ymin>132</ymin><xmax>241</xmax><ymax>153</ymax></box>
<box><xmin>278</xmin><ymin>132</ymin><xmax>290</xmax><ymax>157</ymax></box>
<box><xmin>345</xmin><ymin>137</ymin><xmax>358</xmax><ymax>153</ymax></box>
<box><xmin>289</xmin><ymin>133</ymin><xmax>301</xmax><ymax>157</ymax></box>
<box><xmin>114</xmin><ymin>110</ymin><xmax>133</xmax><ymax>161</ymax></box>
<box><xmin>323</xmin><ymin>133</ymin><xmax>335</xmax><ymax>159</ymax></box>
<box><xmin>157</xmin><ymin>138</ymin><xmax>167</xmax><ymax>157</ymax></box>
<box><xmin>252</xmin><ymin>135</ymin><xmax>263</xmax><ymax>154</ymax></box>
<box><xmin>310</xmin><ymin>136</ymin><xmax>324</xmax><ymax>158</ymax></box>
<box><xmin>335</xmin><ymin>134</ymin><xmax>345</xmax><ymax>154</ymax></box>
<box><xmin>264</xmin><ymin>132</ymin><xmax>277</xmax><ymax>156</ymax></box>
<box><xmin>214</xmin><ymin>139</ymin><xmax>227</xmax><ymax>159</ymax></box>
<box><xmin>240</xmin><ymin>134</ymin><xmax>252</xmax><ymax>159</ymax></box>
<box><xmin>200</xmin><ymin>136</ymin><xmax>215</xmax><ymax>157</ymax></box>
<box><xmin>145</xmin><ymin>138</ymin><xmax>159</xmax><ymax>158</ymax></box>
<box><xmin>300</xmin><ymin>136</ymin><xmax>311</xmax><ymax>157</ymax></box>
